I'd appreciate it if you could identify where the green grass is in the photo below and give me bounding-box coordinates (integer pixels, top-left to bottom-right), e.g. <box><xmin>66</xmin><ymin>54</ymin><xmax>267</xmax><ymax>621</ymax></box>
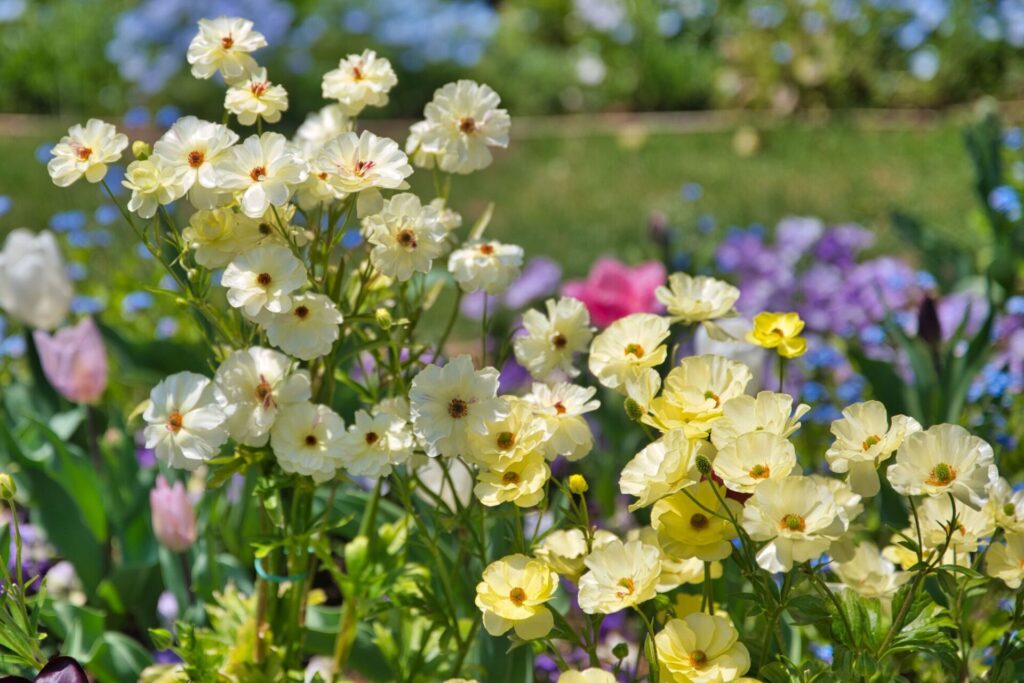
<box><xmin>1</xmin><ymin>117</ymin><xmax>978</xmax><ymax>280</ymax></box>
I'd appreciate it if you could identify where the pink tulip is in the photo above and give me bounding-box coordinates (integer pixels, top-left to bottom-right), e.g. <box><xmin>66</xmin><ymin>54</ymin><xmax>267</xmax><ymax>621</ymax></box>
<box><xmin>562</xmin><ymin>257</ymin><xmax>666</xmax><ymax>327</ymax></box>
<box><xmin>150</xmin><ymin>476</ymin><xmax>197</xmax><ymax>553</ymax></box>
<box><xmin>32</xmin><ymin>317</ymin><xmax>108</xmax><ymax>404</ymax></box>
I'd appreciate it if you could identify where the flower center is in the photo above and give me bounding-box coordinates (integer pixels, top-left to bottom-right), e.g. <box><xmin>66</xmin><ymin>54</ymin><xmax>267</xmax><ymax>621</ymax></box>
<box><xmin>780</xmin><ymin>514</ymin><xmax>806</xmax><ymax>532</ymax></box>
<box><xmin>624</xmin><ymin>343</ymin><xmax>645</xmax><ymax>358</ymax></box>
<box><xmin>221</xmin><ymin>35</ymin><xmax>234</xmax><ymax>50</ymax></box>
<box><xmin>448</xmin><ymin>398</ymin><xmax>468</xmax><ymax>418</ymax></box>
<box><xmin>250</xmin><ymin>81</ymin><xmax>268</xmax><ymax>97</ymax></box>
<box><xmin>479</xmin><ymin>243</ymin><xmax>495</xmax><ymax>255</ymax></box>
<box><xmin>250</xmin><ymin>165</ymin><xmax>267</xmax><ymax>182</ymax></box>
<box><xmin>364</xmin><ymin>431</ymin><xmax>380</xmax><ymax>445</ymax></box>
<box><xmin>75</xmin><ymin>144</ymin><xmax>93</xmax><ymax>161</ymax></box>
<box><xmin>187</xmin><ymin>150</ymin><xmax>205</xmax><ymax>168</ymax></box>
<box><xmin>502</xmin><ymin>470</ymin><xmax>521</xmax><ymax>485</ymax></box>
<box><xmin>554</xmin><ymin>401</ymin><xmax>567</xmax><ymax>415</ymax></box>
<box><xmin>689</xmin><ymin>650</ymin><xmax>708</xmax><ymax>668</ymax></box>
<box><xmin>294</xmin><ymin>305</ymin><xmax>310</xmax><ymax>319</ymax></box>
<box><xmin>166</xmin><ymin>411</ymin><xmax>184</xmax><ymax>433</ymax></box>
<box><xmin>354</xmin><ymin>159</ymin><xmax>375</xmax><ymax>176</ymax></box>
<box><xmin>862</xmin><ymin>434</ymin><xmax>881</xmax><ymax>450</ymax></box>
<box><xmin>1004</xmin><ymin>503</ymin><xmax>1017</xmax><ymax>517</ymax></box>
<box><xmin>352</xmin><ymin>65</ymin><xmax>364</xmax><ymax>81</ymax></box>
<box><xmin>254</xmin><ymin>376</ymin><xmax>275</xmax><ymax>408</ymax></box>
<box><xmin>256</xmin><ymin>272</ymin><xmax>272</xmax><ymax>287</ymax></box>
<box><xmin>551</xmin><ymin>333</ymin><xmax>568</xmax><ymax>349</ymax></box>
<box><xmin>926</xmin><ymin>463</ymin><xmax>957</xmax><ymax>486</ymax></box>
<box><xmin>749</xmin><ymin>464</ymin><xmax>771</xmax><ymax>479</ymax></box>
<box><xmin>259</xmin><ymin>222</ymin><xmax>273</xmax><ymax>235</ymax></box>
<box><xmin>616</xmin><ymin>577</ymin><xmax>635</xmax><ymax>598</ymax></box>
<box><xmin>689</xmin><ymin>512</ymin><xmax>709</xmax><ymax>530</ymax></box>
<box><xmin>459</xmin><ymin>117</ymin><xmax>477</xmax><ymax>134</ymax></box>
<box><xmin>496</xmin><ymin>431</ymin><xmax>516</xmax><ymax>450</ymax></box>
<box><xmin>508</xmin><ymin>587</ymin><xmax>526</xmax><ymax>606</ymax></box>
<box><xmin>318</xmin><ymin>171</ymin><xmax>328</xmax><ymax>180</ymax></box>
<box><xmin>304</xmin><ymin>434</ymin><xmax>318</xmax><ymax>447</ymax></box>
<box><xmin>397</xmin><ymin>228</ymin><xmax>418</xmax><ymax>248</ymax></box>
<box><xmin>703</xmin><ymin>390</ymin><xmax>721</xmax><ymax>408</ymax></box>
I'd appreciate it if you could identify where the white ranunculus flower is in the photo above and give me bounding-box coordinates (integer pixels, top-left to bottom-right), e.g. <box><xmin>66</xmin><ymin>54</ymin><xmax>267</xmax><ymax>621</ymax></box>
<box><xmin>187</xmin><ymin>17</ymin><xmax>266</xmax><ymax>81</ymax></box>
<box><xmin>183</xmin><ymin>207</ymin><xmax>263</xmax><ymax>268</ymax></box>
<box><xmin>917</xmin><ymin>493</ymin><xmax>995</xmax><ymax>555</ymax></box>
<box><xmin>221</xmin><ymin>244</ymin><xmax>306</xmax><ymax>318</ymax></box>
<box><xmin>709</xmin><ymin>391</ymin><xmax>809</xmax><ymax>449</ymax></box>
<box><xmin>831</xmin><ymin>541</ymin><xmax>910</xmax><ymax>600</ymax></box>
<box><xmin>742</xmin><ymin>475</ymin><xmax>846</xmax><ymax>572</ymax></box>
<box><xmin>473</xmin><ymin>450</ymin><xmax>550</xmax><ymax>508</ymax></box>
<box><xmin>270</xmin><ymin>402</ymin><xmax>345</xmax><ymax>483</ymax></box>
<box><xmin>316</xmin><ymin>131</ymin><xmax>413</xmax><ymax>216</ymax></box>
<box><xmin>143</xmin><ymin>372</ymin><xmax>229</xmax><ymax>470</ymax></box>
<box><xmin>523</xmin><ymin>382</ymin><xmax>599</xmax><ymax>461</ymax></box>
<box><xmin>447</xmin><ymin>240</ymin><xmax>524</xmax><ymax>295</ymax></box>
<box><xmin>513</xmin><ymin>297</ymin><xmax>594</xmax><ymax>380</ymax></box>
<box><xmin>645</xmin><ymin>354</ymin><xmax>753</xmax><ymax>436</ymax></box>
<box><xmin>655</xmin><ymin>272</ymin><xmax>740</xmax><ymax>324</ymax></box>
<box><xmin>152</xmin><ymin>116</ymin><xmax>238</xmax><ymax>209</ymax></box>
<box><xmin>713</xmin><ymin>431</ymin><xmax>799</xmax><ymax>494</ymax></box>
<box><xmin>214</xmin><ymin>346</ymin><xmax>311</xmax><ymax>447</ymax></box>
<box><xmin>577</xmin><ymin>538</ymin><xmax>661</xmax><ymax>614</ymax></box>
<box><xmin>409</xmin><ymin>355</ymin><xmax>508</xmax><ymax>459</ymax></box>
<box><xmin>322</xmin><ymin>50</ymin><xmax>397</xmax><ymax>115</ymax></box>
<box><xmin>619</xmin><ymin>429</ymin><xmax>708</xmax><ymax>510</ymax></box>
<box><xmin>986</xmin><ymin>532</ymin><xmax>1024</xmax><ymax>589</ymax></box>
<box><xmin>0</xmin><ymin>229</ymin><xmax>73</xmax><ymax>330</ymax></box>
<box><xmin>535</xmin><ymin>528</ymin><xmax>618</xmax><ymax>582</ymax></box>
<box><xmin>339</xmin><ymin>408</ymin><xmax>414</xmax><ymax>479</ymax></box>
<box><xmin>294</xmin><ymin>104</ymin><xmax>354</xmax><ymax>158</ymax></box>
<box><xmin>418</xmin><ymin>80</ymin><xmax>511</xmax><ymax>174</ymax></box>
<box><xmin>47</xmin><ymin>119</ymin><xmax>128</xmax><ymax>187</ymax></box>
<box><xmin>587</xmin><ymin>313</ymin><xmax>671</xmax><ymax>392</ymax></box>
<box><xmin>987</xmin><ymin>477</ymin><xmax>1024</xmax><ymax>533</ymax></box>
<box><xmin>215</xmin><ymin>132</ymin><xmax>308</xmax><ymax>218</ymax></box>
<box><xmin>123</xmin><ymin>157</ymin><xmax>187</xmax><ymax>219</ymax></box>
<box><xmin>260</xmin><ymin>292</ymin><xmax>343</xmax><ymax>361</ymax></box>
<box><xmin>825</xmin><ymin>400</ymin><xmax>922</xmax><ymax>498</ymax></box>
<box><xmin>655</xmin><ymin>613</ymin><xmax>751</xmax><ymax>683</ymax></box>
<box><xmin>225</xmin><ymin>68</ymin><xmax>289</xmax><ymax>126</ymax></box>
<box><xmin>465</xmin><ymin>398</ymin><xmax>549</xmax><ymax>470</ymax></box>
<box><xmin>887</xmin><ymin>423</ymin><xmax>998</xmax><ymax>509</ymax></box>
<box><xmin>693</xmin><ymin>316</ymin><xmax>767</xmax><ymax>390</ymax></box>
<box><xmin>362</xmin><ymin>193</ymin><xmax>447</xmax><ymax>281</ymax></box>
<box><xmin>405</xmin><ymin>120</ymin><xmax>439</xmax><ymax>169</ymax></box>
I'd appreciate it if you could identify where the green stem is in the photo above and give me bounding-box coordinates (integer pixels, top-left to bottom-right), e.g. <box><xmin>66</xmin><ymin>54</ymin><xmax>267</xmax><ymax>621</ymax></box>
<box><xmin>432</xmin><ymin>289</ymin><xmax>463</xmax><ymax>363</ymax></box>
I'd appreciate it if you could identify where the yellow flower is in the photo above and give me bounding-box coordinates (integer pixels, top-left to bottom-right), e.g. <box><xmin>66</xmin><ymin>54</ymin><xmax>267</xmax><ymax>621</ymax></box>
<box><xmin>557</xmin><ymin>669</ymin><xmax>617</xmax><ymax>683</ymax></box>
<box><xmin>746</xmin><ymin>312</ymin><xmax>807</xmax><ymax>358</ymax></box>
<box><xmin>473</xmin><ymin>450</ymin><xmax>550</xmax><ymax>508</ymax></box>
<box><xmin>644</xmin><ymin>355</ymin><xmax>752</xmax><ymax>437</ymax></box>
<box><xmin>569</xmin><ymin>474</ymin><xmax>589</xmax><ymax>494</ymax></box>
<box><xmin>651</xmin><ymin>481</ymin><xmax>741</xmax><ymax>562</ymax></box>
<box><xmin>656</xmin><ymin>613</ymin><xmax>751</xmax><ymax>683</ymax></box>
<box><xmin>475</xmin><ymin>554</ymin><xmax>558</xmax><ymax>640</ymax></box>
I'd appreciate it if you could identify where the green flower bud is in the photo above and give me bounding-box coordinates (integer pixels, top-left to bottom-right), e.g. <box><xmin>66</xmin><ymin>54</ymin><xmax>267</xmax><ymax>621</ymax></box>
<box><xmin>375</xmin><ymin>307</ymin><xmax>393</xmax><ymax>330</ymax></box>
<box><xmin>624</xmin><ymin>398</ymin><xmax>644</xmax><ymax>421</ymax></box>
<box><xmin>132</xmin><ymin>140</ymin><xmax>151</xmax><ymax>160</ymax></box>
<box><xmin>0</xmin><ymin>474</ymin><xmax>15</xmax><ymax>501</ymax></box>
<box><xmin>696</xmin><ymin>455</ymin><xmax>712</xmax><ymax>476</ymax></box>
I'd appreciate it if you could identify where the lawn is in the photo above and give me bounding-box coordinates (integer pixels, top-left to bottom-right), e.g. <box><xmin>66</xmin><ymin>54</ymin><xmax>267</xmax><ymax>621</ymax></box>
<box><xmin>1</xmin><ymin>115</ymin><xmax>978</xmax><ymax>279</ymax></box>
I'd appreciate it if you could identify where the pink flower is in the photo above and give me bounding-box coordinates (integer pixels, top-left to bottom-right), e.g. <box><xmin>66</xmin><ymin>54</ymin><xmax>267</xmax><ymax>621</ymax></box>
<box><xmin>32</xmin><ymin>317</ymin><xmax>108</xmax><ymax>404</ymax></box>
<box><xmin>150</xmin><ymin>476</ymin><xmax>197</xmax><ymax>553</ymax></box>
<box><xmin>562</xmin><ymin>257</ymin><xmax>665</xmax><ymax>327</ymax></box>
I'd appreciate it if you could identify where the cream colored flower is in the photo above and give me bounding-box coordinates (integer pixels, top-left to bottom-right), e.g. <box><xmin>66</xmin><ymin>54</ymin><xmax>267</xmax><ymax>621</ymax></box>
<box><xmin>221</xmin><ymin>244</ymin><xmax>306</xmax><ymax>318</ymax></box>
<box><xmin>646</xmin><ymin>355</ymin><xmax>753</xmax><ymax>436</ymax></box>
<box><xmin>917</xmin><ymin>494</ymin><xmax>995</xmax><ymax>555</ymax></box>
<box><xmin>831</xmin><ymin>541</ymin><xmax>910</xmax><ymax>600</ymax></box>
<box><xmin>363</xmin><ymin>193</ymin><xmax>447</xmax><ymax>281</ymax></box>
<box><xmin>269</xmin><ymin>402</ymin><xmax>345</xmax><ymax>483</ymax></box>
<box><xmin>316</xmin><ymin>131</ymin><xmax>412</xmax><ymax>216</ymax></box>
<box><xmin>655</xmin><ymin>613</ymin><xmax>751</xmax><ymax>683</ymax></box>
<box><xmin>48</xmin><ymin>119</ymin><xmax>128</xmax><ymax>187</ymax></box>
<box><xmin>709</xmin><ymin>391</ymin><xmax>809</xmax><ymax>449</ymax></box>
<box><xmin>466</xmin><ymin>398</ymin><xmax>549</xmax><ymax>469</ymax></box>
<box><xmin>123</xmin><ymin>158</ymin><xmax>187</xmax><ymax>219</ymax></box>
<box><xmin>988</xmin><ymin>477</ymin><xmax>1024</xmax><ymax>533</ymax></box>
<box><xmin>294</xmin><ymin>104</ymin><xmax>354</xmax><ymax>158</ymax></box>
<box><xmin>588</xmin><ymin>313</ymin><xmax>671</xmax><ymax>392</ymax></box>
<box><xmin>514</xmin><ymin>297</ymin><xmax>594</xmax><ymax>380</ymax></box>
<box><xmin>630</xmin><ymin>526</ymin><xmax>718</xmax><ymax>591</ymax></box>
<box><xmin>887</xmin><ymin>424</ymin><xmax>997</xmax><ymax>509</ymax></box>
<box><xmin>260</xmin><ymin>292</ymin><xmax>343</xmax><ymax>360</ymax></box>
<box><xmin>339</xmin><ymin>408</ymin><xmax>414</xmax><ymax>478</ymax></box>
<box><xmin>225</xmin><ymin>68</ymin><xmax>289</xmax><ymax>126</ymax></box>
<box><xmin>620</xmin><ymin>429</ymin><xmax>710</xmax><ymax>510</ymax></box>
<box><xmin>985</xmin><ymin>532</ymin><xmax>1024</xmax><ymax>589</ymax></box>
<box><xmin>409</xmin><ymin>355</ymin><xmax>508</xmax><ymax>458</ymax></box>
<box><xmin>321</xmin><ymin>50</ymin><xmax>397</xmax><ymax>115</ymax></box>
<box><xmin>558</xmin><ymin>669</ymin><xmax>616</xmax><ymax>683</ymax></box>
<box><xmin>152</xmin><ymin>116</ymin><xmax>238</xmax><ymax>209</ymax></box>
<box><xmin>826</xmin><ymin>400</ymin><xmax>922</xmax><ymax>498</ymax></box>
<box><xmin>187</xmin><ymin>17</ymin><xmax>266</xmax><ymax>81</ymax></box>
<box><xmin>474</xmin><ymin>450</ymin><xmax>550</xmax><ymax>508</ymax></box>
<box><xmin>713</xmin><ymin>431</ymin><xmax>798</xmax><ymax>494</ymax></box>
<box><xmin>215</xmin><ymin>132</ymin><xmax>308</xmax><ymax>218</ymax></box>
<box><xmin>475</xmin><ymin>554</ymin><xmax>558</xmax><ymax>640</ymax></box>
<box><xmin>651</xmin><ymin>481</ymin><xmax>740</xmax><ymax>562</ymax></box>
<box><xmin>184</xmin><ymin>207</ymin><xmax>263</xmax><ymax>268</ymax></box>
<box><xmin>0</xmin><ymin>229</ymin><xmax>73</xmax><ymax>330</ymax></box>
<box><xmin>448</xmin><ymin>240</ymin><xmax>524</xmax><ymax>295</ymax></box>
<box><xmin>742</xmin><ymin>476</ymin><xmax>846</xmax><ymax>572</ymax></box>
<box><xmin>405</xmin><ymin>120</ymin><xmax>439</xmax><ymax>169</ymax></box>
<box><xmin>418</xmin><ymin>80</ymin><xmax>510</xmax><ymax>174</ymax></box>
<box><xmin>535</xmin><ymin>528</ymin><xmax>617</xmax><ymax>582</ymax></box>
<box><xmin>577</xmin><ymin>538</ymin><xmax>660</xmax><ymax>614</ymax></box>
<box><xmin>655</xmin><ymin>273</ymin><xmax>739</xmax><ymax>324</ymax></box>
<box><xmin>143</xmin><ymin>372</ymin><xmax>228</xmax><ymax>471</ymax></box>
<box><xmin>214</xmin><ymin>346</ymin><xmax>311</xmax><ymax>447</ymax></box>
<box><xmin>523</xmin><ymin>382</ymin><xmax>599</xmax><ymax>461</ymax></box>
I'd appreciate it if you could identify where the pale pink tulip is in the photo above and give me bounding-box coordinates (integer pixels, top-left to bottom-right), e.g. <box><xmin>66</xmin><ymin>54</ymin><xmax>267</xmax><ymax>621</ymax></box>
<box><xmin>32</xmin><ymin>317</ymin><xmax>108</xmax><ymax>404</ymax></box>
<box><xmin>562</xmin><ymin>257</ymin><xmax>665</xmax><ymax>327</ymax></box>
<box><xmin>150</xmin><ymin>476</ymin><xmax>197</xmax><ymax>553</ymax></box>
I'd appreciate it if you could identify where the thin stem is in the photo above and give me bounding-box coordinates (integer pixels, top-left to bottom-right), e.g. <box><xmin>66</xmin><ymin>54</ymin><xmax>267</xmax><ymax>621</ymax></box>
<box><xmin>432</xmin><ymin>290</ymin><xmax>463</xmax><ymax>363</ymax></box>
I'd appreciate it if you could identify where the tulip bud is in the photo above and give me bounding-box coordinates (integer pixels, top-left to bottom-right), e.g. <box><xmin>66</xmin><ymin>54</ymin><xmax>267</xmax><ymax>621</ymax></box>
<box><xmin>132</xmin><ymin>140</ymin><xmax>151</xmax><ymax>160</ymax></box>
<box><xmin>32</xmin><ymin>317</ymin><xmax>109</xmax><ymax>404</ymax></box>
<box><xmin>0</xmin><ymin>473</ymin><xmax>16</xmax><ymax>500</ymax></box>
<box><xmin>568</xmin><ymin>474</ymin><xmax>589</xmax><ymax>495</ymax></box>
<box><xmin>917</xmin><ymin>296</ymin><xmax>942</xmax><ymax>347</ymax></box>
<box><xmin>624</xmin><ymin>398</ymin><xmax>645</xmax><ymax>421</ymax></box>
<box><xmin>149</xmin><ymin>476</ymin><xmax>197</xmax><ymax>553</ymax></box>
<box><xmin>0</xmin><ymin>229</ymin><xmax>73</xmax><ymax>330</ymax></box>
<box><xmin>375</xmin><ymin>307</ymin><xmax>393</xmax><ymax>330</ymax></box>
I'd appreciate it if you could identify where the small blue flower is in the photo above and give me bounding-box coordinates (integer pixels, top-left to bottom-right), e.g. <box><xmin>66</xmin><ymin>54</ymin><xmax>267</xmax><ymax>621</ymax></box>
<box><xmin>0</xmin><ymin>335</ymin><xmax>26</xmax><ymax>358</ymax></box>
<box><xmin>680</xmin><ymin>182</ymin><xmax>703</xmax><ymax>202</ymax></box>
<box><xmin>342</xmin><ymin>228</ymin><xmax>363</xmax><ymax>249</ymax></box>
<box><xmin>95</xmin><ymin>204</ymin><xmax>120</xmax><ymax>226</ymax></box>
<box><xmin>67</xmin><ymin>263</ymin><xmax>87</xmax><ymax>281</ymax></box>
<box><xmin>696</xmin><ymin>213</ymin><xmax>716</xmax><ymax>234</ymax></box>
<box><xmin>49</xmin><ymin>210</ymin><xmax>88</xmax><ymax>233</ymax></box>
<box><xmin>122</xmin><ymin>290</ymin><xmax>154</xmax><ymax>315</ymax></box>
<box><xmin>71</xmin><ymin>296</ymin><xmax>104</xmax><ymax>315</ymax></box>
<box><xmin>0</xmin><ymin>195</ymin><xmax>11</xmax><ymax>216</ymax></box>
<box><xmin>1004</xmin><ymin>127</ymin><xmax>1023</xmax><ymax>151</ymax></box>
<box><xmin>34</xmin><ymin>144</ymin><xmax>53</xmax><ymax>164</ymax></box>
<box><xmin>156</xmin><ymin>316</ymin><xmax>178</xmax><ymax>339</ymax></box>
<box><xmin>801</xmin><ymin>381</ymin><xmax>829</xmax><ymax>402</ymax></box>
<box><xmin>989</xmin><ymin>185</ymin><xmax>1022</xmax><ymax>221</ymax></box>
<box><xmin>155</xmin><ymin>105</ymin><xmax>183</xmax><ymax>129</ymax></box>
<box><xmin>123</xmin><ymin>105</ymin><xmax>150</xmax><ymax>128</ymax></box>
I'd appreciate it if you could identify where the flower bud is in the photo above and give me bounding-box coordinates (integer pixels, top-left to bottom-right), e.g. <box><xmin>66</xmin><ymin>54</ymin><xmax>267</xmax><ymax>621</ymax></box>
<box><xmin>0</xmin><ymin>473</ymin><xmax>16</xmax><ymax>500</ymax></box>
<box><xmin>32</xmin><ymin>317</ymin><xmax>108</xmax><ymax>404</ymax></box>
<box><xmin>917</xmin><ymin>296</ymin><xmax>942</xmax><ymax>347</ymax></box>
<box><xmin>624</xmin><ymin>398</ymin><xmax>645</xmax><ymax>421</ymax></box>
<box><xmin>132</xmin><ymin>140</ymin><xmax>151</xmax><ymax>160</ymax></box>
<box><xmin>568</xmin><ymin>474</ymin><xmax>589</xmax><ymax>495</ymax></box>
<box><xmin>345</xmin><ymin>535</ymin><xmax>370</xmax><ymax>577</ymax></box>
<box><xmin>149</xmin><ymin>476</ymin><xmax>197</xmax><ymax>553</ymax></box>
<box><xmin>612</xmin><ymin>642</ymin><xmax>630</xmax><ymax>660</ymax></box>
<box><xmin>696</xmin><ymin>455</ymin><xmax>712</xmax><ymax>476</ymax></box>
<box><xmin>375</xmin><ymin>307</ymin><xmax>393</xmax><ymax>330</ymax></box>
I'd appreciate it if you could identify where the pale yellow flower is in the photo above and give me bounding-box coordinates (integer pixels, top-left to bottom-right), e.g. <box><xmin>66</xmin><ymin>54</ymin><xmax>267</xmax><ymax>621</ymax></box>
<box><xmin>475</xmin><ymin>554</ymin><xmax>557</xmax><ymax>640</ymax></box>
<box><xmin>826</xmin><ymin>400</ymin><xmax>921</xmax><ymax>497</ymax></box>
<box><xmin>831</xmin><ymin>541</ymin><xmax>910</xmax><ymax>600</ymax></box>
<box><xmin>513</xmin><ymin>297</ymin><xmax>594</xmax><ymax>380</ymax></box>
<box><xmin>577</xmin><ymin>538</ymin><xmax>661</xmax><ymax>614</ymax></box>
<box><xmin>655</xmin><ymin>272</ymin><xmax>739</xmax><ymax>324</ymax></box>
<box><xmin>646</xmin><ymin>355</ymin><xmax>752</xmax><ymax>436</ymax></box>
<box><xmin>709</xmin><ymin>391</ymin><xmax>809</xmax><ymax>449</ymax></box>
<box><xmin>651</xmin><ymin>481</ymin><xmax>740</xmax><ymax>562</ymax></box>
<box><xmin>466</xmin><ymin>397</ymin><xmax>549</xmax><ymax>469</ymax></box>
<box><xmin>987</xmin><ymin>477</ymin><xmax>1024</xmax><ymax>533</ymax></box>
<box><xmin>473</xmin><ymin>450</ymin><xmax>550</xmax><ymax>509</ymax></box>
<box><xmin>619</xmin><ymin>430</ymin><xmax>710</xmax><ymax>510</ymax></box>
<box><xmin>535</xmin><ymin>528</ymin><xmax>617</xmax><ymax>582</ymax></box>
<box><xmin>557</xmin><ymin>669</ymin><xmax>616</xmax><ymax>683</ymax></box>
<box><xmin>713</xmin><ymin>431</ymin><xmax>798</xmax><ymax>494</ymax></box>
<box><xmin>985</xmin><ymin>532</ymin><xmax>1024</xmax><ymax>589</ymax></box>
<box><xmin>588</xmin><ymin>313</ymin><xmax>670</xmax><ymax>392</ymax></box>
<box><xmin>887</xmin><ymin>424</ymin><xmax>997</xmax><ymax>509</ymax></box>
<box><xmin>656</xmin><ymin>613</ymin><xmax>751</xmax><ymax>683</ymax></box>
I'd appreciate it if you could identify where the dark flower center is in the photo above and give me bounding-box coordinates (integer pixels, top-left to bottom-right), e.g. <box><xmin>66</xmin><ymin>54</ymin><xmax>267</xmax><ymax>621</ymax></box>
<box><xmin>448</xmin><ymin>398</ymin><xmax>468</xmax><ymax>418</ymax></box>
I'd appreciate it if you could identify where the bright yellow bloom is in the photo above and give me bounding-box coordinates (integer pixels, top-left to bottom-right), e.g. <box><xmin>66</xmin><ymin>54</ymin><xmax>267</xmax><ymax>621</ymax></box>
<box><xmin>746</xmin><ymin>312</ymin><xmax>807</xmax><ymax>359</ymax></box>
<box><xmin>569</xmin><ymin>474</ymin><xmax>589</xmax><ymax>494</ymax></box>
<box><xmin>475</xmin><ymin>554</ymin><xmax>558</xmax><ymax>640</ymax></box>
<box><xmin>656</xmin><ymin>613</ymin><xmax>751</xmax><ymax>683</ymax></box>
